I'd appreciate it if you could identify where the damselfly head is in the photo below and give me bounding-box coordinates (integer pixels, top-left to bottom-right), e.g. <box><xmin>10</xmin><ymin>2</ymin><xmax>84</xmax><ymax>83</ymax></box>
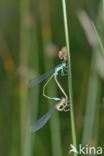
<box><xmin>56</xmin><ymin>97</ymin><xmax>66</xmax><ymax>111</ymax></box>
<box><xmin>58</xmin><ymin>46</ymin><xmax>68</xmax><ymax>61</ymax></box>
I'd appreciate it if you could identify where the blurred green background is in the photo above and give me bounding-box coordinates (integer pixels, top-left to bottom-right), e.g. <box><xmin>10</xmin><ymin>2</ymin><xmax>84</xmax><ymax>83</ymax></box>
<box><xmin>0</xmin><ymin>0</ymin><xmax>104</xmax><ymax>156</ymax></box>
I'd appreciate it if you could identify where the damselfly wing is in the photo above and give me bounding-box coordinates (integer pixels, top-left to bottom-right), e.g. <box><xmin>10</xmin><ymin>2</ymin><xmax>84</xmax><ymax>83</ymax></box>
<box><xmin>30</xmin><ymin>106</ymin><xmax>56</xmax><ymax>133</ymax></box>
<box><xmin>28</xmin><ymin>69</ymin><xmax>54</xmax><ymax>87</ymax></box>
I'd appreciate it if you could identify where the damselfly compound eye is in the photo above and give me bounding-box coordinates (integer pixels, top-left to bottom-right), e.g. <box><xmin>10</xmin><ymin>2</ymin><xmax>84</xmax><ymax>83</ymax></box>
<box><xmin>56</xmin><ymin>97</ymin><xmax>66</xmax><ymax>111</ymax></box>
<box><xmin>58</xmin><ymin>46</ymin><xmax>68</xmax><ymax>61</ymax></box>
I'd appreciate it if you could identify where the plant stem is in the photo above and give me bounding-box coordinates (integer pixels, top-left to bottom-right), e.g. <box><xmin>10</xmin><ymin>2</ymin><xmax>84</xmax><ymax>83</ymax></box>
<box><xmin>19</xmin><ymin>0</ymin><xmax>31</xmax><ymax>156</ymax></box>
<box><xmin>61</xmin><ymin>0</ymin><xmax>77</xmax><ymax>155</ymax></box>
<box><xmin>91</xmin><ymin>21</ymin><xmax>104</xmax><ymax>56</ymax></box>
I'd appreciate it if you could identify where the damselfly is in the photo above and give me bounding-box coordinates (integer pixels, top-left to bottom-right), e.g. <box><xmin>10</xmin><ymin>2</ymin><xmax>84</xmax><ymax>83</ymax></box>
<box><xmin>29</xmin><ymin>62</ymin><xmax>69</xmax><ymax>133</ymax></box>
<box><xmin>30</xmin><ymin>97</ymin><xmax>69</xmax><ymax>133</ymax></box>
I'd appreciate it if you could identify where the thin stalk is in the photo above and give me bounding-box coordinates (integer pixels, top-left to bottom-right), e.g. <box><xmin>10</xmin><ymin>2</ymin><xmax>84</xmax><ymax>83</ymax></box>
<box><xmin>61</xmin><ymin>0</ymin><xmax>77</xmax><ymax>155</ymax></box>
<box><xmin>82</xmin><ymin>51</ymin><xmax>100</xmax><ymax>146</ymax></box>
<box><xmin>103</xmin><ymin>0</ymin><xmax>104</xmax><ymax>15</ymax></box>
<box><xmin>19</xmin><ymin>0</ymin><xmax>31</xmax><ymax>156</ymax></box>
<box><xmin>29</xmin><ymin>9</ymin><xmax>40</xmax><ymax>154</ymax></box>
<box><xmin>91</xmin><ymin>21</ymin><xmax>104</xmax><ymax>56</ymax></box>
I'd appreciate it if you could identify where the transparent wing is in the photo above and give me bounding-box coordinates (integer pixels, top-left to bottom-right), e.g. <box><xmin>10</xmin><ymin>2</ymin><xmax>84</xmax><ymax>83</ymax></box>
<box><xmin>28</xmin><ymin>69</ymin><xmax>54</xmax><ymax>87</ymax></box>
<box><xmin>28</xmin><ymin>63</ymin><xmax>63</xmax><ymax>87</ymax></box>
<box><xmin>30</xmin><ymin>106</ymin><xmax>56</xmax><ymax>133</ymax></box>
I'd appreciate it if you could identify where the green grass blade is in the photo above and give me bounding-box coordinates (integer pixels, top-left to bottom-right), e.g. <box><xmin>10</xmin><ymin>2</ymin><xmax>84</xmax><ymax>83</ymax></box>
<box><xmin>82</xmin><ymin>52</ymin><xmax>101</xmax><ymax>145</ymax></box>
<box><xmin>61</xmin><ymin>0</ymin><xmax>77</xmax><ymax>155</ymax></box>
<box><xmin>91</xmin><ymin>22</ymin><xmax>104</xmax><ymax>56</ymax></box>
<box><xmin>19</xmin><ymin>0</ymin><xmax>32</xmax><ymax>156</ymax></box>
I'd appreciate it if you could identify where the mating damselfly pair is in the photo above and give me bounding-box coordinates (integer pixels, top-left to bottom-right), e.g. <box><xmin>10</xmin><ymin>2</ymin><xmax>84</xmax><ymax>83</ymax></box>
<box><xmin>29</xmin><ymin>61</ymin><xmax>69</xmax><ymax>133</ymax></box>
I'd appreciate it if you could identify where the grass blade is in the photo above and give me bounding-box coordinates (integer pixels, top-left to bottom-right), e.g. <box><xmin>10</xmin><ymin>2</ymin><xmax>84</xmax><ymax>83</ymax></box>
<box><xmin>61</xmin><ymin>0</ymin><xmax>77</xmax><ymax>155</ymax></box>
